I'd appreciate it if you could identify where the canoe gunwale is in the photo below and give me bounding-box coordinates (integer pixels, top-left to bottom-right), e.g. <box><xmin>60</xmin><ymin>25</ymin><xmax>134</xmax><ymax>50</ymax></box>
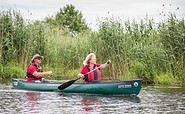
<box><xmin>12</xmin><ymin>78</ymin><xmax>142</xmax><ymax>85</ymax></box>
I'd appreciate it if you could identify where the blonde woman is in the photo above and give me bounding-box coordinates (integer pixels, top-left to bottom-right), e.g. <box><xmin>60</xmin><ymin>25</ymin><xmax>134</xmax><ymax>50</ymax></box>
<box><xmin>78</xmin><ymin>53</ymin><xmax>111</xmax><ymax>84</ymax></box>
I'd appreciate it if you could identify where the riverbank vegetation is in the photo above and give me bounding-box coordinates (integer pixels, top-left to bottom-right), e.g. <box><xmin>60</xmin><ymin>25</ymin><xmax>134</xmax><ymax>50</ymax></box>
<box><xmin>0</xmin><ymin>5</ymin><xmax>184</xmax><ymax>85</ymax></box>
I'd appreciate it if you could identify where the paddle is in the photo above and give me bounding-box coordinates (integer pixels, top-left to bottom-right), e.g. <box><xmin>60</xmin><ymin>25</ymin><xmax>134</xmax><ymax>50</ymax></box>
<box><xmin>58</xmin><ymin>61</ymin><xmax>110</xmax><ymax>90</ymax></box>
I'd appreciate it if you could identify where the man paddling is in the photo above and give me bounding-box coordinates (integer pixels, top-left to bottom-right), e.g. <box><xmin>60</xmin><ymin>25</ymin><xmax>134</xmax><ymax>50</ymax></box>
<box><xmin>27</xmin><ymin>54</ymin><xmax>52</xmax><ymax>83</ymax></box>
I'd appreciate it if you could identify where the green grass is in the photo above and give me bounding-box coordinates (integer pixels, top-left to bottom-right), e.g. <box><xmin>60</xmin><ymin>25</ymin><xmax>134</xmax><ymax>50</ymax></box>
<box><xmin>154</xmin><ymin>72</ymin><xmax>175</xmax><ymax>85</ymax></box>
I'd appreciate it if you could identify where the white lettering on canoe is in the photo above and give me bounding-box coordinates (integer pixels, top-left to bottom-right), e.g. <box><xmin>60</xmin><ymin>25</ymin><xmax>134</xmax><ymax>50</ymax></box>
<box><xmin>46</xmin><ymin>84</ymin><xmax>57</xmax><ymax>86</ymax></box>
<box><xmin>118</xmin><ymin>84</ymin><xmax>132</xmax><ymax>88</ymax></box>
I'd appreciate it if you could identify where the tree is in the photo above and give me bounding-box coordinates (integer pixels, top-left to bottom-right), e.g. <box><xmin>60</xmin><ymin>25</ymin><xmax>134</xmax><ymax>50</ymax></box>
<box><xmin>55</xmin><ymin>4</ymin><xmax>89</xmax><ymax>35</ymax></box>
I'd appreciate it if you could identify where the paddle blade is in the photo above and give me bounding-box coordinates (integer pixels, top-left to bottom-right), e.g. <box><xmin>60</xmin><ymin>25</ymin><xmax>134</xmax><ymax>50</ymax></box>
<box><xmin>58</xmin><ymin>80</ymin><xmax>76</xmax><ymax>90</ymax></box>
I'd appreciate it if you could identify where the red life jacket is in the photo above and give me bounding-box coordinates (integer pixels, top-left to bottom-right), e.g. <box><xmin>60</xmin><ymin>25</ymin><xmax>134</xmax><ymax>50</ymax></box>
<box><xmin>27</xmin><ymin>63</ymin><xmax>43</xmax><ymax>82</ymax></box>
<box><xmin>84</xmin><ymin>64</ymin><xmax>101</xmax><ymax>84</ymax></box>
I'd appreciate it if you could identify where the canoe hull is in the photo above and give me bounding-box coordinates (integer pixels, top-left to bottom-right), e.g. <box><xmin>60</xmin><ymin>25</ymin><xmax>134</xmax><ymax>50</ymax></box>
<box><xmin>12</xmin><ymin>78</ymin><xmax>142</xmax><ymax>95</ymax></box>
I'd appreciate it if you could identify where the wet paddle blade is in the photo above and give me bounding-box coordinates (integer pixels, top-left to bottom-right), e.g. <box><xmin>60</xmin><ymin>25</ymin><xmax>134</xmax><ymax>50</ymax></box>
<box><xmin>58</xmin><ymin>80</ymin><xmax>76</xmax><ymax>90</ymax></box>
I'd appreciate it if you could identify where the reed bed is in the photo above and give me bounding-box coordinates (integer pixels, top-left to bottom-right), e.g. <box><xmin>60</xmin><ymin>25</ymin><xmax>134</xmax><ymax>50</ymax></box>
<box><xmin>0</xmin><ymin>10</ymin><xmax>184</xmax><ymax>85</ymax></box>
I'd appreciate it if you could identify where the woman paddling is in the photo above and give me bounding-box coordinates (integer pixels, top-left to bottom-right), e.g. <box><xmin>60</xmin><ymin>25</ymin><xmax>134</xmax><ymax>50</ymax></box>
<box><xmin>78</xmin><ymin>53</ymin><xmax>111</xmax><ymax>84</ymax></box>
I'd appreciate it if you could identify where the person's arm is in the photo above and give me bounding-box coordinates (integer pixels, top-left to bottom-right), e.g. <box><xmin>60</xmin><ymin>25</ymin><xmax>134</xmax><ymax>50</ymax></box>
<box><xmin>100</xmin><ymin>60</ymin><xmax>111</xmax><ymax>70</ymax></box>
<box><xmin>33</xmin><ymin>71</ymin><xmax>52</xmax><ymax>78</ymax></box>
<box><xmin>77</xmin><ymin>66</ymin><xmax>87</xmax><ymax>78</ymax></box>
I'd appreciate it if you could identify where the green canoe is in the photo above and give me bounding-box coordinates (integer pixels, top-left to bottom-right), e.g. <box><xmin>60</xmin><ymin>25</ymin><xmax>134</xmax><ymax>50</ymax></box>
<box><xmin>12</xmin><ymin>78</ymin><xmax>142</xmax><ymax>95</ymax></box>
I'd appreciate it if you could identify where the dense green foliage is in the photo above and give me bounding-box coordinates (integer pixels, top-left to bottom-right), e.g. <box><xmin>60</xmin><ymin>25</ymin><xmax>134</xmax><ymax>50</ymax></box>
<box><xmin>0</xmin><ymin>6</ymin><xmax>184</xmax><ymax>85</ymax></box>
<box><xmin>46</xmin><ymin>4</ymin><xmax>89</xmax><ymax>36</ymax></box>
<box><xmin>159</xmin><ymin>14</ymin><xmax>185</xmax><ymax>84</ymax></box>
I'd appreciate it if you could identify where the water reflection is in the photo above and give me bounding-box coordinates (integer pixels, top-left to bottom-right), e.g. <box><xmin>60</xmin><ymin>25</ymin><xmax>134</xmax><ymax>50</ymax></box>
<box><xmin>26</xmin><ymin>92</ymin><xmax>41</xmax><ymax>113</ymax></box>
<box><xmin>80</xmin><ymin>95</ymin><xmax>141</xmax><ymax>113</ymax></box>
<box><xmin>81</xmin><ymin>96</ymin><xmax>100</xmax><ymax>112</ymax></box>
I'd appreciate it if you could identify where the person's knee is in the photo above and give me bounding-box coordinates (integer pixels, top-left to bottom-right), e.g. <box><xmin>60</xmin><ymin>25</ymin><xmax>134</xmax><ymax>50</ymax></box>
<box><xmin>31</xmin><ymin>80</ymin><xmax>41</xmax><ymax>83</ymax></box>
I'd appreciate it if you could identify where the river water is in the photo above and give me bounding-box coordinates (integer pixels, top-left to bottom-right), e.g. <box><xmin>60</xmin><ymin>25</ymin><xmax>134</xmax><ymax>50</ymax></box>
<box><xmin>0</xmin><ymin>80</ymin><xmax>185</xmax><ymax>114</ymax></box>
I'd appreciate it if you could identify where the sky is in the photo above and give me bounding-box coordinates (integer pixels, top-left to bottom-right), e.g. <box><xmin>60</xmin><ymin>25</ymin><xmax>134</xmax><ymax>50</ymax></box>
<box><xmin>1</xmin><ymin>0</ymin><xmax>185</xmax><ymax>30</ymax></box>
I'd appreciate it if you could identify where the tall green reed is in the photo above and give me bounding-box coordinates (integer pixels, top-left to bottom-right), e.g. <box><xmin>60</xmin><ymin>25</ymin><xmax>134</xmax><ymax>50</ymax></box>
<box><xmin>159</xmin><ymin>13</ymin><xmax>185</xmax><ymax>84</ymax></box>
<box><xmin>91</xmin><ymin>17</ymin><xmax>169</xmax><ymax>82</ymax></box>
